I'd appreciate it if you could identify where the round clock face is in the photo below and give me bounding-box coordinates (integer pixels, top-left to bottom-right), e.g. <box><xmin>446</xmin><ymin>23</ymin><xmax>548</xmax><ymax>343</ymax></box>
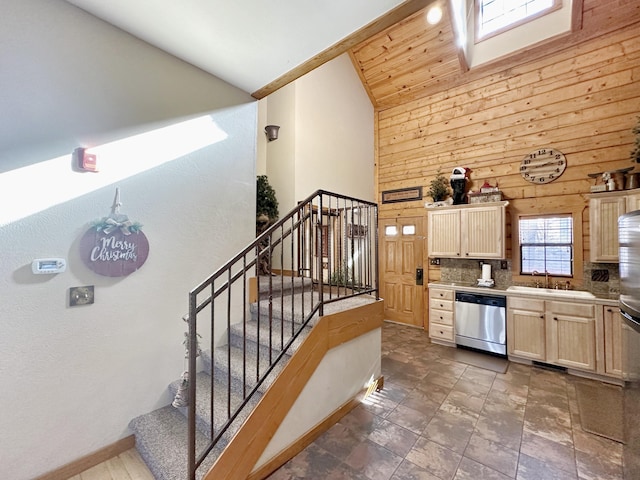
<box><xmin>520</xmin><ymin>148</ymin><xmax>567</xmax><ymax>184</ymax></box>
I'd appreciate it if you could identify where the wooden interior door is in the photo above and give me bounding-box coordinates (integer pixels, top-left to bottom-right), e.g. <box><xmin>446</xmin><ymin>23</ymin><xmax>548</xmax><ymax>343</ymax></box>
<box><xmin>380</xmin><ymin>217</ymin><xmax>424</xmax><ymax>327</ymax></box>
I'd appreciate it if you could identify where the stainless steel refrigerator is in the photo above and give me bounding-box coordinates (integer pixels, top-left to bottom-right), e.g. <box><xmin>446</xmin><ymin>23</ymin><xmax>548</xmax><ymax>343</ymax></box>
<box><xmin>619</xmin><ymin>209</ymin><xmax>640</xmax><ymax>479</ymax></box>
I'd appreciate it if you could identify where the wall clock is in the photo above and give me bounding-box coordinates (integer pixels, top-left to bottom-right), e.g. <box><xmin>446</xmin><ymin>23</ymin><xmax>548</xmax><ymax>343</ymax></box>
<box><xmin>520</xmin><ymin>148</ymin><xmax>567</xmax><ymax>184</ymax></box>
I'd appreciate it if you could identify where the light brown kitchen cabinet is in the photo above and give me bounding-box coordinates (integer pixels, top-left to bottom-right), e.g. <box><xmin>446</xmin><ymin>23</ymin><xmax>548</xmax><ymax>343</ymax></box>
<box><xmin>589</xmin><ymin>189</ymin><xmax>640</xmax><ymax>262</ymax></box>
<box><xmin>428</xmin><ymin>287</ymin><xmax>455</xmax><ymax>344</ymax></box>
<box><xmin>427</xmin><ymin>210</ymin><xmax>461</xmax><ymax>257</ymax></box>
<box><xmin>427</xmin><ymin>202</ymin><xmax>507</xmax><ymax>259</ymax></box>
<box><xmin>546</xmin><ymin>301</ymin><xmax>596</xmax><ymax>372</ymax></box>
<box><xmin>603</xmin><ymin>305</ymin><xmax>623</xmax><ymax>378</ymax></box>
<box><xmin>507</xmin><ymin>296</ymin><xmax>546</xmax><ymax>361</ymax></box>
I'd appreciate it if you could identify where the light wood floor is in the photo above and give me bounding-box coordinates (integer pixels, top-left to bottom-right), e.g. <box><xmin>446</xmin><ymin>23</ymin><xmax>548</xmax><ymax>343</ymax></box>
<box><xmin>67</xmin><ymin>449</ymin><xmax>153</xmax><ymax>480</ymax></box>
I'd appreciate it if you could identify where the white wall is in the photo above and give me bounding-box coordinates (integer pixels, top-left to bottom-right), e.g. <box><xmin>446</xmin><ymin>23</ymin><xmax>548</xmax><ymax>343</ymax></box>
<box><xmin>265</xmin><ymin>83</ymin><xmax>298</xmax><ymax>213</ymax></box>
<box><xmin>264</xmin><ymin>53</ymin><xmax>375</xmax><ymax>213</ymax></box>
<box><xmin>294</xmin><ymin>54</ymin><xmax>375</xmax><ymax>203</ymax></box>
<box><xmin>0</xmin><ymin>1</ymin><xmax>256</xmax><ymax>479</ymax></box>
<box><xmin>255</xmin><ymin>327</ymin><xmax>381</xmax><ymax>469</ymax></box>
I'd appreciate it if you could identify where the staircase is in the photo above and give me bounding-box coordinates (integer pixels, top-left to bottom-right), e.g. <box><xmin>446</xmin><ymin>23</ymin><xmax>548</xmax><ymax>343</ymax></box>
<box><xmin>129</xmin><ymin>277</ymin><xmax>315</xmax><ymax>480</ymax></box>
<box><xmin>128</xmin><ymin>190</ymin><xmax>379</xmax><ymax>480</ymax></box>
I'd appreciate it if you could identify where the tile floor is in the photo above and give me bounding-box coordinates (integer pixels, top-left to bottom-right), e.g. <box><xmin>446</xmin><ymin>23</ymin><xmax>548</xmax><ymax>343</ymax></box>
<box><xmin>269</xmin><ymin>321</ymin><xmax>624</xmax><ymax>480</ymax></box>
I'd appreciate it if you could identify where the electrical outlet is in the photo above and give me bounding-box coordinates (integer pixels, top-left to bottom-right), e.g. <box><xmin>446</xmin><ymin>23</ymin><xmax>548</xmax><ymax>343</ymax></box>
<box><xmin>501</xmin><ymin>260</ymin><xmax>508</xmax><ymax>270</ymax></box>
<box><xmin>429</xmin><ymin>258</ymin><xmax>440</xmax><ymax>266</ymax></box>
<box><xmin>70</xmin><ymin>286</ymin><xmax>95</xmax><ymax>306</ymax></box>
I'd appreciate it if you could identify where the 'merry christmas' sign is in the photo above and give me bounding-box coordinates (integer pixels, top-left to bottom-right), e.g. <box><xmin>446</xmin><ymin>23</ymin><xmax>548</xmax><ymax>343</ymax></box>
<box><xmin>80</xmin><ymin>189</ymin><xmax>149</xmax><ymax>277</ymax></box>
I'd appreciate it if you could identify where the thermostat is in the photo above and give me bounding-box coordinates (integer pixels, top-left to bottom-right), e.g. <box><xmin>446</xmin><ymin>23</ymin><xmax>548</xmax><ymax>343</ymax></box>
<box><xmin>32</xmin><ymin>258</ymin><xmax>66</xmax><ymax>274</ymax></box>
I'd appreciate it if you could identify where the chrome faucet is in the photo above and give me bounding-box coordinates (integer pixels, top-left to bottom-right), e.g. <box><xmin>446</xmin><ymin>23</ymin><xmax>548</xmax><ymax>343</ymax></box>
<box><xmin>532</xmin><ymin>270</ymin><xmax>540</xmax><ymax>288</ymax></box>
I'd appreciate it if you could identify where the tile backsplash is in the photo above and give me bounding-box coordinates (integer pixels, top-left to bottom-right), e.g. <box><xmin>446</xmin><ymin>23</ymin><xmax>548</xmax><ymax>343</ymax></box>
<box><xmin>439</xmin><ymin>259</ymin><xmax>620</xmax><ymax>295</ymax></box>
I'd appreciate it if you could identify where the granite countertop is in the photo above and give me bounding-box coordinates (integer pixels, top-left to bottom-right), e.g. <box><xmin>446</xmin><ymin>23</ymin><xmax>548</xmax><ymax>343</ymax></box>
<box><xmin>427</xmin><ymin>281</ymin><xmax>620</xmax><ymax>303</ymax></box>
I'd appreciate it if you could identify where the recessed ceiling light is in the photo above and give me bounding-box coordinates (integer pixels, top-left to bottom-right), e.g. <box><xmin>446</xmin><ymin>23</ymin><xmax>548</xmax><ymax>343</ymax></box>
<box><xmin>427</xmin><ymin>5</ymin><xmax>443</xmax><ymax>25</ymax></box>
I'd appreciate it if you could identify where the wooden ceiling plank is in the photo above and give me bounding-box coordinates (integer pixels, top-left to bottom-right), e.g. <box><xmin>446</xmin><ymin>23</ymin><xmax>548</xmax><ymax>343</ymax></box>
<box><xmin>358</xmin><ymin>0</ymin><xmax>640</xmax><ymax>107</ymax></box>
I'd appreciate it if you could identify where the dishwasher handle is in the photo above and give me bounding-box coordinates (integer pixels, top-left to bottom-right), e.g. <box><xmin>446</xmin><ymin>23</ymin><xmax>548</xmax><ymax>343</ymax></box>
<box><xmin>455</xmin><ymin>291</ymin><xmax>507</xmax><ymax>307</ymax></box>
<box><xmin>456</xmin><ymin>292</ymin><xmax>479</xmax><ymax>303</ymax></box>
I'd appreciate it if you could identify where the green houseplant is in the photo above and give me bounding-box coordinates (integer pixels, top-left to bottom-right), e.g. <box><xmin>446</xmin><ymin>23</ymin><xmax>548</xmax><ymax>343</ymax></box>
<box><xmin>256</xmin><ymin>175</ymin><xmax>278</xmax><ymax>224</ymax></box>
<box><xmin>631</xmin><ymin>116</ymin><xmax>640</xmax><ymax>163</ymax></box>
<box><xmin>428</xmin><ymin>168</ymin><xmax>450</xmax><ymax>202</ymax></box>
<box><xmin>256</xmin><ymin>175</ymin><xmax>279</xmax><ymax>275</ymax></box>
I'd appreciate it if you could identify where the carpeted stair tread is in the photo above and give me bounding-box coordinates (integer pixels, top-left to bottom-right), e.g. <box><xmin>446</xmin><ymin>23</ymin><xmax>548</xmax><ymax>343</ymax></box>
<box><xmin>252</xmin><ymin>291</ymin><xmax>377</xmax><ymax>325</ymax></box>
<box><xmin>255</xmin><ymin>275</ymin><xmax>314</xmax><ymax>297</ymax></box>
<box><xmin>129</xmin><ymin>405</ymin><xmax>215</xmax><ymax>480</ymax></box>
<box><xmin>201</xmin><ymin>345</ymin><xmax>289</xmax><ymax>393</ymax></box>
<box><xmin>168</xmin><ymin>371</ymin><xmax>262</xmax><ymax>439</ymax></box>
<box><xmin>228</xmin><ymin>318</ymin><xmax>312</xmax><ymax>357</ymax></box>
<box><xmin>252</xmin><ymin>290</ymin><xmax>320</xmax><ymax>324</ymax></box>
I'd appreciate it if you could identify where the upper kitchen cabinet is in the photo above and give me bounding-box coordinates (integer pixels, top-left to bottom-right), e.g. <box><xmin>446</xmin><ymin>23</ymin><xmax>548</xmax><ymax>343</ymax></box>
<box><xmin>427</xmin><ymin>202</ymin><xmax>507</xmax><ymax>259</ymax></box>
<box><xmin>589</xmin><ymin>189</ymin><xmax>640</xmax><ymax>263</ymax></box>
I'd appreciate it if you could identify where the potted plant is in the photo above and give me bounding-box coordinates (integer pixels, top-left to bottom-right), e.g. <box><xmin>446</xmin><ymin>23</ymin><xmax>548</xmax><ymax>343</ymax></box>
<box><xmin>256</xmin><ymin>175</ymin><xmax>278</xmax><ymax>234</ymax></box>
<box><xmin>631</xmin><ymin>116</ymin><xmax>640</xmax><ymax>163</ymax></box>
<box><xmin>428</xmin><ymin>168</ymin><xmax>451</xmax><ymax>202</ymax></box>
<box><xmin>256</xmin><ymin>175</ymin><xmax>278</xmax><ymax>275</ymax></box>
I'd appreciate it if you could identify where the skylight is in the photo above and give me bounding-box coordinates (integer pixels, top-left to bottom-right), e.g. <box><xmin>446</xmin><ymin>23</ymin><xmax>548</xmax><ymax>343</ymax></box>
<box><xmin>477</xmin><ymin>0</ymin><xmax>561</xmax><ymax>40</ymax></box>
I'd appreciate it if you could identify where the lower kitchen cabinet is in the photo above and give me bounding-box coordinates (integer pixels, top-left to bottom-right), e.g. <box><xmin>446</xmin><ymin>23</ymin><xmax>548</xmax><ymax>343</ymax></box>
<box><xmin>546</xmin><ymin>301</ymin><xmax>596</xmax><ymax>371</ymax></box>
<box><xmin>507</xmin><ymin>296</ymin><xmax>596</xmax><ymax>372</ymax></box>
<box><xmin>599</xmin><ymin>303</ymin><xmax>623</xmax><ymax>378</ymax></box>
<box><xmin>428</xmin><ymin>288</ymin><xmax>455</xmax><ymax>343</ymax></box>
<box><xmin>507</xmin><ymin>297</ymin><xmax>546</xmax><ymax>361</ymax></box>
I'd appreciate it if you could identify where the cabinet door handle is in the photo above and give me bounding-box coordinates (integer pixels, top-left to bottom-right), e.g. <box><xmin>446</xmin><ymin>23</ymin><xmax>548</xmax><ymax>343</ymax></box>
<box><xmin>540</xmin><ymin>315</ymin><xmax>544</xmax><ymax>319</ymax></box>
<box><xmin>553</xmin><ymin>316</ymin><xmax>558</xmax><ymax>321</ymax></box>
<box><xmin>607</xmin><ymin>308</ymin><xmax>613</xmax><ymax>312</ymax></box>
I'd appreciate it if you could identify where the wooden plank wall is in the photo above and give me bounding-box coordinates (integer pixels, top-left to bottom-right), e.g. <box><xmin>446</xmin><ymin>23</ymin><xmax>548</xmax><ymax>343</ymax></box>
<box><xmin>376</xmin><ymin>10</ymin><xmax>640</xmax><ymax>286</ymax></box>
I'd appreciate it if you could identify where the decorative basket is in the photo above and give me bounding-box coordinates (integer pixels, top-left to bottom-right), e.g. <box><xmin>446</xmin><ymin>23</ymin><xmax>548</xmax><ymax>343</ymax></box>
<box><xmin>468</xmin><ymin>191</ymin><xmax>503</xmax><ymax>203</ymax></box>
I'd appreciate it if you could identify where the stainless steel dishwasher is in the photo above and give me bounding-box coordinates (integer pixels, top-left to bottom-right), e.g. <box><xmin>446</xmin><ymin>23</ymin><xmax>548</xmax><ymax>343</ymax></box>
<box><xmin>455</xmin><ymin>292</ymin><xmax>507</xmax><ymax>355</ymax></box>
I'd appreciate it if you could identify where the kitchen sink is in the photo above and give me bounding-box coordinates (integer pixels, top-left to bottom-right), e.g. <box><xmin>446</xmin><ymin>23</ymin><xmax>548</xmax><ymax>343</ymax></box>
<box><xmin>506</xmin><ymin>285</ymin><xmax>596</xmax><ymax>299</ymax></box>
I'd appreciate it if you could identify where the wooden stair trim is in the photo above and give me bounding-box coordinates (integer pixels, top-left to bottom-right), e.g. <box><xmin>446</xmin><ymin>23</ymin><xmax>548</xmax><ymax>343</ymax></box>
<box><xmin>33</xmin><ymin>435</ymin><xmax>135</xmax><ymax>480</ymax></box>
<box><xmin>203</xmin><ymin>299</ymin><xmax>384</xmax><ymax>480</ymax></box>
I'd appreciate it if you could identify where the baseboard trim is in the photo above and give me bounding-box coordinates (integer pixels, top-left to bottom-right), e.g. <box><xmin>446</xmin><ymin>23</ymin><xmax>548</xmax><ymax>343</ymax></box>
<box><xmin>33</xmin><ymin>435</ymin><xmax>135</xmax><ymax>480</ymax></box>
<box><xmin>247</xmin><ymin>376</ymin><xmax>384</xmax><ymax>480</ymax></box>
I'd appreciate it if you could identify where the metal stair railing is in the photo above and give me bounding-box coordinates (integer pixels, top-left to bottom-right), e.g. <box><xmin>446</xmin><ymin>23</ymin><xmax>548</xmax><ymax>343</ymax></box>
<box><xmin>186</xmin><ymin>189</ymin><xmax>378</xmax><ymax>479</ymax></box>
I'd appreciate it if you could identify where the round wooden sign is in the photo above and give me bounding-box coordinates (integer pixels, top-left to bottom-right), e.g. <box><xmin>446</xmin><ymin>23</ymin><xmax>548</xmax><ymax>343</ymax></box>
<box><xmin>79</xmin><ymin>227</ymin><xmax>149</xmax><ymax>277</ymax></box>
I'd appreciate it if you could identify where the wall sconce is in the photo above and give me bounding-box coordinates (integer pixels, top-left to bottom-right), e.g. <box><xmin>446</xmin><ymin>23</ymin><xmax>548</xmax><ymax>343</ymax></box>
<box><xmin>264</xmin><ymin>125</ymin><xmax>280</xmax><ymax>142</ymax></box>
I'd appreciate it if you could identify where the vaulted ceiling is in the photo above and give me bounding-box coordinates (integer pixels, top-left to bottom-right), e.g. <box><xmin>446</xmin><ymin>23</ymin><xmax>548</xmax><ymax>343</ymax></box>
<box><xmin>349</xmin><ymin>4</ymin><xmax>461</xmax><ymax>108</ymax></box>
<box><xmin>63</xmin><ymin>0</ymin><xmax>638</xmax><ymax>108</ymax></box>
<box><xmin>63</xmin><ymin>0</ymin><xmax>439</xmax><ymax>98</ymax></box>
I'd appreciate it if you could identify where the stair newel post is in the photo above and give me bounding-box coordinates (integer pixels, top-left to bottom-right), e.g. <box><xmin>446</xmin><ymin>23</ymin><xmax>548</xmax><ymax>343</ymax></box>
<box><xmin>289</xmin><ymin>213</ymin><xmax>295</xmax><ymax>346</ymax></box>
<box><xmin>318</xmin><ymin>194</ymin><xmax>324</xmax><ymax>317</ymax></box>
<box><xmin>242</xmin><ymin>255</ymin><xmax>247</xmax><ymax>397</ymax></box>
<box><xmin>187</xmin><ymin>294</ymin><xmax>198</xmax><ymax>480</ymax></box>
<box><xmin>374</xmin><ymin>205</ymin><xmax>379</xmax><ymax>300</ymax></box>
<box><xmin>227</xmin><ymin>268</ymin><xmax>232</xmax><ymax>419</ymax></box>
<box><xmin>352</xmin><ymin>199</ymin><xmax>356</xmax><ymax>292</ymax></box>
<box><xmin>267</xmin><ymin>232</ymin><xmax>273</xmax><ymax>371</ymax></box>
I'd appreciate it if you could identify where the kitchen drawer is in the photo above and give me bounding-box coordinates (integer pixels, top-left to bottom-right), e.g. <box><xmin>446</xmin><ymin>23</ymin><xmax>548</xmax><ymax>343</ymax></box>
<box><xmin>430</xmin><ymin>309</ymin><xmax>453</xmax><ymax>326</ymax></box>
<box><xmin>509</xmin><ymin>296</ymin><xmax>545</xmax><ymax>312</ymax></box>
<box><xmin>430</xmin><ymin>288</ymin><xmax>454</xmax><ymax>301</ymax></box>
<box><xmin>429</xmin><ymin>323</ymin><xmax>454</xmax><ymax>341</ymax></box>
<box><xmin>430</xmin><ymin>298</ymin><xmax>454</xmax><ymax>312</ymax></box>
<box><xmin>548</xmin><ymin>301</ymin><xmax>594</xmax><ymax>318</ymax></box>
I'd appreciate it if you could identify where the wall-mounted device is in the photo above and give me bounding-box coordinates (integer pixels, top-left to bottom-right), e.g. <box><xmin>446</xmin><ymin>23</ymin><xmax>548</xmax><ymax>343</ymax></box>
<box><xmin>31</xmin><ymin>258</ymin><xmax>67</xmax><ymax>274</ymax></box>
<box><xmin>73</xmin><ymin>147</ymin><xmax>98</xmax><ymax>172</ymax></box>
